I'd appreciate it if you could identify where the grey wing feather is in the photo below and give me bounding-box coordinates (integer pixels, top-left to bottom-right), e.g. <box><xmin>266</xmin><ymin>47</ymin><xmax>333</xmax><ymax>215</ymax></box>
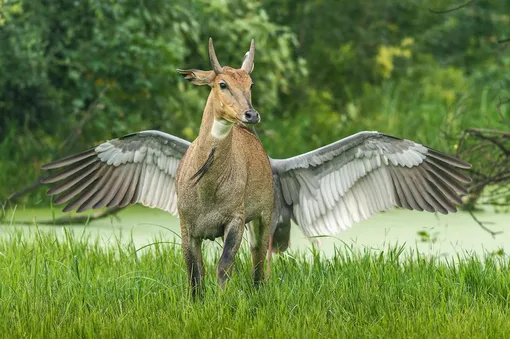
<box><xmin>41</xmin><ymin>130</ymin><xmax>191</xmax><ymax>215</ymax></box>
<box><xmin>270</xmin><ymin>131</ymin><xmax>471</xmax><ymax>237</ymax></box>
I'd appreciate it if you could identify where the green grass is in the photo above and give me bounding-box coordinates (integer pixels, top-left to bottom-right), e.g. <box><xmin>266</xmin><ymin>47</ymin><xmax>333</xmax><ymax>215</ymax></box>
<box><xmin>1</xmin><ymin>229</ymin><xmax>509</xmax><ymax>338</ymax></box>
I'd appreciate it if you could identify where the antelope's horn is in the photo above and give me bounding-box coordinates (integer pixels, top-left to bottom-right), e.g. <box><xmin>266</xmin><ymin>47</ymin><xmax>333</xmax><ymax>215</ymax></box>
<box><xmin>241</xmin><ymin>39</ymin><xmax>255</xmax><ymax>73</ymax></box>
<box><xmin>209</xmin><ymin>38</ymin><xmax>223</xmax><ymax>74</ymax></box>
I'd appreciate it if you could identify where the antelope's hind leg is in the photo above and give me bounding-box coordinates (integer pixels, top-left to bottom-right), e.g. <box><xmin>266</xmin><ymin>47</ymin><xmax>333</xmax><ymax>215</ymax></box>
<box><xmin>248</xmin><ymin>215</ymin><xmax>270</xmax><ymax>286</ymax></box>
<box><xmin>217</xmin><ymin>215</ymin><xmax>244</xmax><ymax>287</ymax></box>
<box><xmin>181</xmin><ymin>229</ymin><xmax>205</xmax><ymax>298</ymax></box>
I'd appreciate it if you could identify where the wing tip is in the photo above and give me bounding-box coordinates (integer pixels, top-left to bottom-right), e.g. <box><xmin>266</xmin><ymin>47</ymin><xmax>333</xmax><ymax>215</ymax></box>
<box><xmin>40</xmin><ymin>163</ymin><xmax>53</xmax><ymax>170</ymax></box>
<box><xmin>40</xmin><ymin>176</ymin><xmax>51</xmax><ymax>184</ymax></box>
<box><xmin>427</xmin><ymin>148</ymin><xmax>472</xmax><ymax>169</ymax></box>
<box><xmin>62</xmin><ymin>205</ymin><xmax>75</xmax><ymax>213</ymax></box>
<box><xmin>41</xmin><ymin>149</ymin><xmax>97</xmax><ymax>170</ymax></box>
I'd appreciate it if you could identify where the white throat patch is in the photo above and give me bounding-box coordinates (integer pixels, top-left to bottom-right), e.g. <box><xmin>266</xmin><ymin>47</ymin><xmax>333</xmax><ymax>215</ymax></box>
<box><xmin>211</xmin><ymin>119</ymin><xmax>233</xmax><ymax>139</ymax></box>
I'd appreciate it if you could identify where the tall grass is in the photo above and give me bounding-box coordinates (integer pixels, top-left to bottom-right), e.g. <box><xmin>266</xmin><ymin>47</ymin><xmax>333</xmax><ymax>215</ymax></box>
<box><xmin>1</xmin><ymin>229</ymin><xmax>509</xmax><ymax>338</ymax></box>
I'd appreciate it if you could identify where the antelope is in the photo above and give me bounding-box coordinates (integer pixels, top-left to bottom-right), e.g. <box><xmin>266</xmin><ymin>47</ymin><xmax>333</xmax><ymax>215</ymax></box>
<box><xmin>41</xmin><ymin>38</ymin><xmax>472</xmax><ymax>297</ymax></box>
<box><xmin>174</xmin><ymin>39</ymin><xmax>273</xmax><ymax>294</ymax></box>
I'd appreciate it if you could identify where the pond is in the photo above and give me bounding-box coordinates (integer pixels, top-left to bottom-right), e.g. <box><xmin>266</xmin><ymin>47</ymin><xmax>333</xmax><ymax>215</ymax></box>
<box><xmin>1</xmin><ymin>205</ymin><xmax>509</xmax><ymax>258</ymax></box>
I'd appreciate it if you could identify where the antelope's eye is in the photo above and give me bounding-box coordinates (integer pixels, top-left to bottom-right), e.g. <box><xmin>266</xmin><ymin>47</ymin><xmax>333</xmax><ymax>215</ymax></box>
<box><xmin>219</xmin><ymin>82</ymin><xmax>227</xmax><ymax>90</ymax></box>
<box><xmin>250</xmin><ymin>83</ymin><xmax>254</xmax><ymax>89</ymax></box>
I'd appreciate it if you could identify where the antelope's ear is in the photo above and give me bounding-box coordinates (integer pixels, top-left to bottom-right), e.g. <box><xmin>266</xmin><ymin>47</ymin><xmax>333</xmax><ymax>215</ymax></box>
<box><xmin>176</xmin><ymin>69</ymin><xmax>215</xmax><ymax>86</ymax></box>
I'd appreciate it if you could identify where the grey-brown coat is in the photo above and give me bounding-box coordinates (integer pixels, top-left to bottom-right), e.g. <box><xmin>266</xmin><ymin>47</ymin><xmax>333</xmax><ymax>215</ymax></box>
<box><xmin>176</xmin><ymin>63</ymin><xmax>274</xmax><ymax>294</ymax></box>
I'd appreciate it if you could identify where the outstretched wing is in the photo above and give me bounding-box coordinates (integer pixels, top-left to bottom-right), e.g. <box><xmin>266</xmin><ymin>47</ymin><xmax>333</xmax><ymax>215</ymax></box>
<box><xmin>41</xmin><ymin>130</ymin><xmax>191</xmax><ymax>215</ymax></box>
<box><xmin>270</xmin><ymin>131</ymin><xmax>471</xmax><ymax>237</ymax></box>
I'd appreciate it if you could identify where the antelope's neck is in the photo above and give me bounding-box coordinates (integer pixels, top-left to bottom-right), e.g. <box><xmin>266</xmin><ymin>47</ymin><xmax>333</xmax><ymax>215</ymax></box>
<box><xmin>211</xmin><ymin>119</ymin><xmax>233</xmax><ymax>139</ymax></box>
<box><xmin>199</xmin><ymin>94</ymin><xmax>232</xmax><ymax>139</ymax></box>
<box><xmin>195</xmin><ymin>94</ymin><xmax>235</xmax><ymax>166</ymax></box>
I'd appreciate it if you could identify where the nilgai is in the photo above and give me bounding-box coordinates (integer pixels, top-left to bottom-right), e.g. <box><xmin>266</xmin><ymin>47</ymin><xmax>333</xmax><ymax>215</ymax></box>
<box><xmin>41</xmin><ymin>38</ymin><xmax>471</xmax><ymax>296</ymax></box>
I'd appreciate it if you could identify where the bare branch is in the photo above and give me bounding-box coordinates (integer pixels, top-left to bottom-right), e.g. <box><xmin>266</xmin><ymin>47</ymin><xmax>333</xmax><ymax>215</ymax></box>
<box><xmin>3</xmin><ymin>177</ymin><xmax>44</xmax><ymax>207</ymax></box>
<box><xmin>13</xmin><ymin>206</ymin><xmax>124</xmax><ymax>226</ymax></box>
<box><xmin>468</xmin><ymin>210</ymin><xmax>503</xmax><ymax>238</ymax></box>
<box><xmin>429</xmin><ymin>0</ymin><xmax>474</xmax><ymax>14</ymax></box>
<box><xmin>453</xmin><ymin>126</ymin><xmax>510</xmax><ymax>210</ymax></box>
<box><xmin>464</xmin><ymin>128</ymin><xmax>510</xmax><ymax>136</ymax></box>
<box><xmin>63</xmin><ymin>85</ymin><xmax>110</xmax><ymax>151</ymax></box>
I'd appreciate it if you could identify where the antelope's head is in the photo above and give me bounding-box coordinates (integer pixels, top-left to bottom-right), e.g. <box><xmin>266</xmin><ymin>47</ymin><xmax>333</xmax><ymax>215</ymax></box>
<box><xmin>177</xmin><ymin>38</ymin><xmax>258</xmax><ymax>125</ymax></box>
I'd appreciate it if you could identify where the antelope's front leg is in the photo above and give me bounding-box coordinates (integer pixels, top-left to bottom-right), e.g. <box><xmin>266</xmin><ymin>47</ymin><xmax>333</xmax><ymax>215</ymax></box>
<box><xmin>181</xmin><ymin>228</ymin><xmax>205</xmax><ymax>299</ymax></box>
<box><xmin>249</xmin><ymin>215</ymin><xmax>270</xmax><ymax>285</ymax></box>
<box><xmin>217</xmin><ymin>215</ymin><xmax>244</xmax><ymax>287</ymax></box>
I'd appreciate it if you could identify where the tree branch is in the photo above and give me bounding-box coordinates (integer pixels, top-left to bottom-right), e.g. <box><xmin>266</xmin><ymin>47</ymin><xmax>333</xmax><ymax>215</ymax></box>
<box><xmin>429</xmin><ymin>0</ymin><xmax>474</xmax><ymax>14</ymax></box>
<box><xmin>2</xmin><ymin>86</ymin><xmax>109</xmax><ymax>207</ymax></box>
<box><xmin>464</xmin><ymin>128</ymin><xmax>510</xmax><ymax>137</ymax></box>
<box><xmin>13</xmin><ymin>206</ymin><xmax>124</xmax><ymax>226</ymax></box>
<box><xmin>63</xmin><ymin>85</ymin><xmax>109</xmax><ymax>151</ymax></box>
<box><xmin>3</xmin><ymin>177</ymin><xmax>44</xmax><ymax>207</ymax></box>
<box><xmin>468</xmin><ymin>210</ymin><xmax>503</xmax><ymax>238</ymax></box>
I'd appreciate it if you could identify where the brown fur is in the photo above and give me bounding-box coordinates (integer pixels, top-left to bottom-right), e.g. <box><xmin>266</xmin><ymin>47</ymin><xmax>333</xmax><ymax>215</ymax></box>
<box><xmin>176</xmin><ymin>61</ymin><xmax>274</xmax><ymax>297</ymax></box>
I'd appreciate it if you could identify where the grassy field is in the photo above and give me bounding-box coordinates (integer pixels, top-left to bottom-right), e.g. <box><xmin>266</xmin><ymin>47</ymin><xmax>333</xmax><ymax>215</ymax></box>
<box><xmin>1</xmin><ymin>229</ymin><xmax>509</xmax><ymax>338</ymax></box>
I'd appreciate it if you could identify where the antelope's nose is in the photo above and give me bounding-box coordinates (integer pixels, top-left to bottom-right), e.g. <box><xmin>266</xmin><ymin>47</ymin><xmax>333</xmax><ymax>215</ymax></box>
<box><xmin>244</xmin><ymin>109</ymin><xmax>260</xmax><ymax>124</ymax></box>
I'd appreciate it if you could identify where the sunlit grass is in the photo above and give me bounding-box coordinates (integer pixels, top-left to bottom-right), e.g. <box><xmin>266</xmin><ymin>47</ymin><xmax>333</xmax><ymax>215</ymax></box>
<box><xmin>0</xmin><ymin>228</ymin><xmax>509</xmax><ymax>338</ymax></box>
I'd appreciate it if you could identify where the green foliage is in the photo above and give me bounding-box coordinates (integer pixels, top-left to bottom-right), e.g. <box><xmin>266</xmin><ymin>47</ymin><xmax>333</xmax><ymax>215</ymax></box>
<box><xmin>261</xmin><ymin>0</ymin><xmax>510</xmax><ymax>156</ymax></box>
<box><xmin>1</xmin><ymin>230</ymin><xmax>510</xmax><ymax>337</ymax></box>
<box><xmin>1</xmin><ymin>0</ymin><xmax>509</xmax><ymax>205</ymax></box>
<box><xmin>0</xmin><ymin>0</ymin><xmax>301</xmax><ymax>202</ymax></box>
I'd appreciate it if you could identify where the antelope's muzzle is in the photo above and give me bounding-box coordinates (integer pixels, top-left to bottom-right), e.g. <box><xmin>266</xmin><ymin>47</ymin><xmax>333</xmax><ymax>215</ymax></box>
<box><xmin>243</xmin><ymin>108</ymin><xmax>260</xmax><ymax>124</ymax></box>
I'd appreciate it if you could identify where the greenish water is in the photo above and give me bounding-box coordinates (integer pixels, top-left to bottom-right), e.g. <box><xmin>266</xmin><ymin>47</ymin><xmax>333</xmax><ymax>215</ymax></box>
<box><xmin>1</xmin><ymin>205</ymin><xmax>509</xmax><ymax>258</ymax></box>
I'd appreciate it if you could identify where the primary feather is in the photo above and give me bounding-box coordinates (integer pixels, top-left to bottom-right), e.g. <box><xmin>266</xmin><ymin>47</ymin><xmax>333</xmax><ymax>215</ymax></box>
<box><xmin>41</xmin><ymin>130</ymin><xmax>190</xmax><ymax>215</ymax></box>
